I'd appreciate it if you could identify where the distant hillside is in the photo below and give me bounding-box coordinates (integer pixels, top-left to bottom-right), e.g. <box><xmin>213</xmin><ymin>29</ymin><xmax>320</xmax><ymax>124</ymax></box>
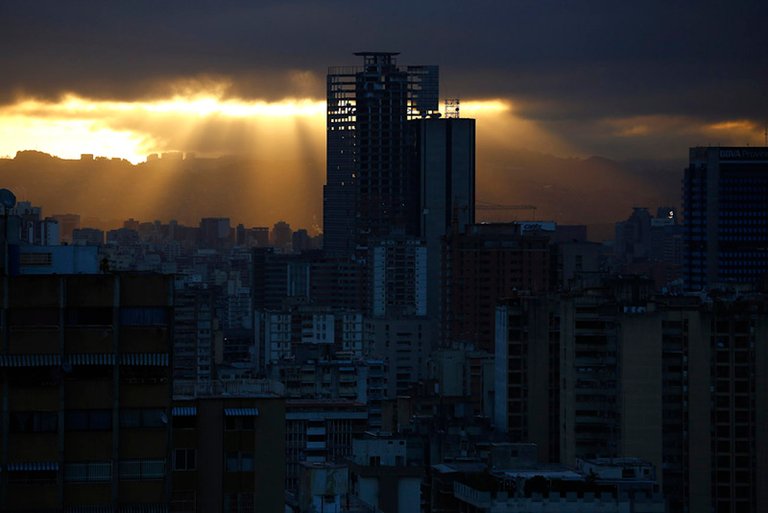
<box><xmin>0</xmin><ymin>149</ymin><xmax>684</xmax><ymax>238</ymax></box>
<box><xmin>475</xmin><ymin>148</ymin><xmax>684</xmax><ymax>238</ymax></box>
<box><xmin>0</xmin><ymin>151</ymin><xmax>324</xmax><ymax>231</ymax></box>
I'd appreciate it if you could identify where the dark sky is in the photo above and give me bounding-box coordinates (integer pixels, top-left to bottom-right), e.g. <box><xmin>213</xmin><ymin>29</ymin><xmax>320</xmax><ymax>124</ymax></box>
<box><xmin>1</xmin><ymin>1</ymin><xmax>765</xmax><ymax>230</ymax></box>
<box><xmin>2</xmin><ymin>0</ymin><xmax>768</xmax><ymax>162</ymax></box>
<box><xmin>3</xmin><ymin>1</ymin><xmax>767</xmax><ymax>116</ymax></box>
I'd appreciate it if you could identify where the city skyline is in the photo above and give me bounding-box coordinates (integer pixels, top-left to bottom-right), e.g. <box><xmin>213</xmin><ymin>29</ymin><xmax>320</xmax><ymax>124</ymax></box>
<box><xmin>1</xmin><ymin>1</ymin><xmax>766</xmax><ymax>164</ymax></box>
<box><xmin>2</xmin><ymin>2</ymin><xmax>768</xmax><ymax>508</ymax></box>
<box><xmin>3</xmin><ymin>1</ymin><xmax>766</xmax><ymax>234</ymax></box>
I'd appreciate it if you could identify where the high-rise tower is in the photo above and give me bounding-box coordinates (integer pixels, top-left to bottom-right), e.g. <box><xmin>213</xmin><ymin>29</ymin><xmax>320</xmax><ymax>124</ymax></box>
<box><xmin>410</xmin><ymin>116</ymin><xmax>475</xmax><ymax>331</ymax></box>
<box><xmin>683</xmin><ymin>146</ymin><xmax>768</xmax><ymax>290</ymax></box>
<box><xmin>323</xmin><ymin>52</ymin><xmax>439</xmax><ymax>257</ymax></box>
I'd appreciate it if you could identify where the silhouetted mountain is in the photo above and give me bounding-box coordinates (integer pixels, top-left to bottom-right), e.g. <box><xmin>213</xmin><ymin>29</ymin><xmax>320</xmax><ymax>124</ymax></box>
<box><xmin>476</xmin><ymin>149</ymin><xmax>683</xmax><ymax>238</ymax></box>
<box><xmin>0</xmin><ymin>152</ymin><xmax>323</xmax><ymax>231</ymax></box>
<box><xmin>0</xmin><ymin>149</ymin><xmax>682</xmax><ymax>237</ymax></box>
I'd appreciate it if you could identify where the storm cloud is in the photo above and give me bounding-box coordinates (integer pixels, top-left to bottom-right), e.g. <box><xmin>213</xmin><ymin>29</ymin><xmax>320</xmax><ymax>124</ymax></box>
<box><xmin>2</xmin><ymin>1</ymin><xmax>766</xmax><ymax>122</ymax></box>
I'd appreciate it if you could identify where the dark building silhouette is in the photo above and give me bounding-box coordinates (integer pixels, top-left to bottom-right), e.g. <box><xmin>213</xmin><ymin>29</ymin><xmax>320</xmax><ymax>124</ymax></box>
<box><xmin>445</xmin><ymin>223</ymin><xmax>551</xmax><ymax>351</ymax></box>
<box><xmin>614</xmin><ymin>206</ymin><xmax>683</xmax><ymax>289</ymax></box>
<box><xmin>173</xmin><ymin>284</ymin><xmax>215</xmax><ymax>387</ymax></box>
<box><xmin>199</xmin><ymin>217</ymin><xmax>232</xmax><ymax>251</ymax></box>
<box><xmin>270</xmin><ymin>221</ymin><xmax>292</xmax><ymax>252</ymax></box>
<box><xmin>494</xmin><ymin>284</ymin><xmax>768</xmax><ymax>513</ymax></box>
<box><xmin>411</xmin><ymin>117</ymin><xmax>476</xmax><ymax>335</ymax></box>
<box><xmin>684</xmin><ymin>146</ymin><xmax>768</xmax><ymax>290</ymax></box>
<box><xmin>615</xmin><ymin>207</ymin><xmax>653</xmax><ymax>263</ymax></box>
<box><xmin>322</xmin><ymin>53</ymin><xmax>478</xmax><ymax>373</ymax></box>
<box><xmin>0</xmin><ymin>274</ymin><xmax>173</xmax><ymax>511</ymax></box>
<box><xmin>51</xmin><ymin>214</ymin><xmax>80</xmax><ymax>244</ymax></box>
<box><xmin>323</xmin><ymin>52</ymin><xmax>439</xmax><ymax>257</ymax></box>
<box><xmin>72</xmin><ymin>227</ymin><xmax>105</xmax><ymax>246</ymax></box>
<box><xmin>171</xmin><ymin>396</ymin><xmax>285</xmax><ymax>513</ymax></box>
<box><xmin>291</xmin><ymin>229</ymin><xmax>311</xmax><ymax>253</ymax></box>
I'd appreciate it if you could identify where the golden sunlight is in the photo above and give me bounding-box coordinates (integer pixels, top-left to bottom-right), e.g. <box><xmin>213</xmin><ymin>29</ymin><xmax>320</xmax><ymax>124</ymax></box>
<box><xmin>0</xmin><ymin>94</ymin><xmax>327</xmax><ymax>163</ymax></box>
<box><xmin>601</xmin><ymin>115</ymin><xmax>764</xmax><ymax>146</ymax></box>
<box><xmin>0</xmin><ymin>114</ymin><xmax>155</xmax><ymax>164</ymax></box>
<box><xmin>459</xmin><ymin>99</ymin><xmax>511</xmax><ymax>115</ymax></box>
<box><xmin>706</xmin><ymin>119</ymin><xmax>757</xmax><ymax>132</ymax></box>
<box><xmin>0</xmin><ymin>93</ymin><xmax>518</xmax><ymax>164</ymax></box>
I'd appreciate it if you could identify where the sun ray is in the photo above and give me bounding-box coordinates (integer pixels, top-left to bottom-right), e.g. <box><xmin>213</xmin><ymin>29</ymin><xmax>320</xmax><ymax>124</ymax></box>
<box><xmin>0</xmin><ymin>91</ymin><xmax>575</xmax><ymax>230</ymax></box>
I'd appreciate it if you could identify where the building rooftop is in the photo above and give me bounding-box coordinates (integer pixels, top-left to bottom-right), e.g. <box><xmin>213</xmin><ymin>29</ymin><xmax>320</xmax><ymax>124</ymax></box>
<box><xmin>432</xmin><ymin>462</ymin><xmax>488</xmax><ymax>474</ymax></box>
<box><xmin>354</xmin><ymin>51</ymin><xmax>400</xmax><ymax>56</ymax></box>
<box><xmin>497</xmin><ymin>468</ymin><xmax>583</xmax><ymax>481</ymax></box>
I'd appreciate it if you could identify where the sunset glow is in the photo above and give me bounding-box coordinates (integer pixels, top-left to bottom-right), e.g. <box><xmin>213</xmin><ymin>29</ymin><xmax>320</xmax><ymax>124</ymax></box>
<box><xmin>459</xmin><ymin>99</ymin><xmax>511</xmax><ymax>115</ymax></box>
<box><xmin>3</xmin><ymin>91</ymin><xmax>762</xmax><ymax>231</ymax></box>
<box><xmin>0</xmin><ymin>94</ymin><xmax>517</xmax><ymax>164</ymax></box>
<box><xmin>0</xmin><ymin>115</ymin><xmax>155</xmax><ymax>164</ymax></box>
<box><xmin>0</xmin><ymin>91</ymin><xmax>531</xmax><ymax>232</ymax></box>
<box><xmin>0</xmin><ymin>93</ymin><xmax>329</xmax><ymax>163</ymax></box>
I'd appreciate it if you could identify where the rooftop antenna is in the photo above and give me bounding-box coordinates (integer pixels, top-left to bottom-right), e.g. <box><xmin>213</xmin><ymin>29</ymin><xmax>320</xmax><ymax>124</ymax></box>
<box><xmin>445</xmin><ymin>98</ymin><xmax>460</xmax><ymax>119</ymax></box>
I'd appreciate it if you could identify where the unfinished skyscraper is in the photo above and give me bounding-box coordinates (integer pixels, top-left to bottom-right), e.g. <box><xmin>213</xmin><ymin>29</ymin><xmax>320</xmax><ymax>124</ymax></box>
<box><xmin>323</xmin><ymin>52</ymin><xmax>439</xmax><ymax>257</ymax></box>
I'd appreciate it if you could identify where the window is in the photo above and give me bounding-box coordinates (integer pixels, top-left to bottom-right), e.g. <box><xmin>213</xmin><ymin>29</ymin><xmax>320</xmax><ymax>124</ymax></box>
<box><xmin>10</xmin><ymin>412</ymin><xmax>58</xmax><ymax>433</ymax></box>
<box><xmin>66</xmin><ymin>410</ymin><xmax>112</xmax><ymax>431</ymax></box>
<box><xmin>90</xmin><ymin>411</ymin><xmax>112</xmax><ymax>430</ymax></box>
<box><xmin>119</xmin><ymin>460</ymin><xmax>141</xmax><ymax>480</ymax></box>
<box><xmin>142</xmin><ymin>409</ymin><xmax>166</xmax><ymax>427</ymax></box>
<box><xmin>174</xmin><ymin>449</ymin><xmax>196</xmax><ymax>471</ymax></box>
<box><xmin>119</xmin><ymin>408</ymin><xmax>166</xmax><ymax>428</ymax></box>
<box><xmin>120</xmin><ymin>307</ymin><xmax>168</xmax><ymax>326</ymax></box>
<box><xmin>241</xmin><ymin>453</ymin><xmax>254</xmax><ymax>472</ymax></box>
<box><xmin>224</xmin><ymin>493</ymin><xmax>255</xmax><ymax>513</ymax></box>
<box><xmin>66</xmin><ymin>307</ymin><xmax>113</xmax><ymax>326</ymax></box>
<box><xmin>119</xmin><ymin>409</ymin><xmax>141</xmax><ymax>428</ymax></box>
<box><xmin>20</xmin><ymin>252</ymin><xmax>52</xmax><ymax>266</ymax></box>
<box><xmin>226</xmin><ymin>453</ymin><xmax>239</xmax><ymax>472</ymax></box>
<box><xmin>225</xmin><ymin>453</ymin><xmax>254</xmax><ymax>473</ymax></box>
<box><xmin>64</xmin><ymin>462</ymin><xmax>112</xmax><ymax>482</ymax></box>
<box><xmin>119</xmin><ymin>459</ymin><xmax>165</xmax><ymax>480</ymax></box>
